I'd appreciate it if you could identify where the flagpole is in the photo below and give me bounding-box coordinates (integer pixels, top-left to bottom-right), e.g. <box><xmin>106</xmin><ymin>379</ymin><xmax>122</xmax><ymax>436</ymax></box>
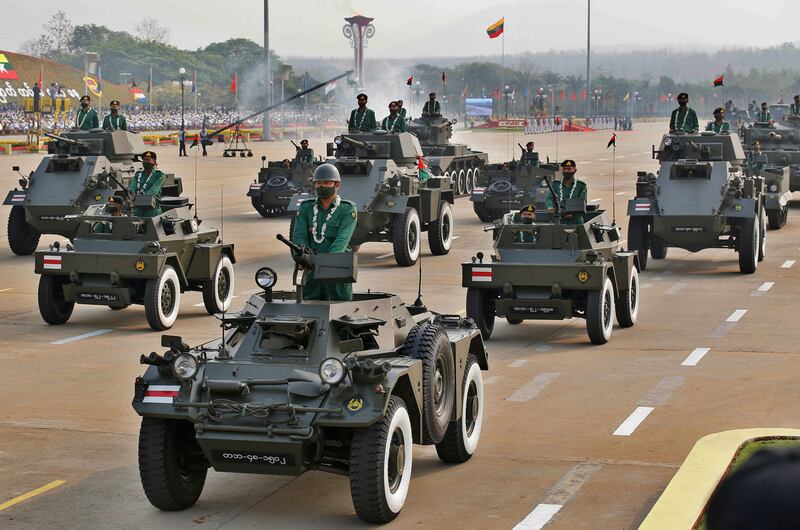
<box><xmin>612</xmin><ymin>140</ymin><xmax>616</xmax><ymax>224</ymax></box>
<box><xmin>194</xmin><ymin>70</ymin><xmax>198</xmax><ymax>114</ymax></box>
<box><xmin>149</xmin><ymin>65</ymin><xmax>152</xmax><ymax>113</ymax></box>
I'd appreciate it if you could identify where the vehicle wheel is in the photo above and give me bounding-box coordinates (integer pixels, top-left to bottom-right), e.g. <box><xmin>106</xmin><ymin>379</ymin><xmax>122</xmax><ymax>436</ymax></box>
<box><xmin>138</xmin><ymin>418</ymin><xmax>208</xmax><ymax>511</ymax></box>
<box><xmin>401</xmin><ymin>323</ymin><xmax>455</xmax><ymax>444</ymax></box>
<box><xmin>456</xmin><ymin>169</ymin><xmax>466</xmax><ymax>195</ymax></box>
<box><xmin>627</xmin><ymin>216</ymin><xmax>649</xmax><ymax>271</ymax></box>
<box><xmin>144</xmin><ymin>265</ymin><xmax>181</xmax><ymax>331</ymax></box>
<box><xmin>767</xmin><ymin>209</ymin><xmax>783</xmax><ymax>230</ymax></box>
<box><xmin>436</xmin><ymin>355</ymin><xmax>484</xmax><ymax>464</ymax></box>
<box><xmin>737</xmin><ymin>215</ymin><xmax>759</xmax><ymax>274</ymax></box>
<box><xmin>472</xmin><ymin>168</ymin><xmax>481</xmax><ymax>189</ymax></box>
<box><xmin>428</xmin><ymin>201</ymin><xmax>454</xmax><ymax>256</ymax></box>
<box><xmin>465</xmin><ymin>168</ymin><xmax>474</xmax><ymax>194</ymax></box>
<box><xmin>8</xmin><ymin>205</ymin><xmax>40</xmax><ymax>256</ymax></box>
<box><xmin>445</xmin><ymin>171</ymin><xmax>454</xmax><ymax>190</ymax></box>
<box><xmin>392</xmin><ymin>207</ymin><xmax>421</xmax><ymax>267</ymax></box>
<box><xmin>472</xmin><ymin>201</ymin><xmax>493</xmax><ymax>223</ymax></box>
<box><xmin>349</xmin><ymin>396</ymin><xmax>413</xmax><ymax>524</ymax></box>
<box><xmin>466</xmin><ymin>287</ymin><xmax>495</xmax><ymax>340</ymax></box>
<box><xmin>38</xmin><ymin>275</ymin><xmax>74</xmax><ymax>325</ymax></box>
<box><xmin>202</xmin><ymin>255</ymin><xmax>235</xmax><ymax>314</ymax></box>
<box><xmin>758</xmin><ymin>207</ymin><xmax>766</xmax><ymax>262</ymax></box>
<box><xmin>506</xmin><ymin>317</ymin><xmax>523</xmax><ymax>325</ymax></box>
<box><xmin>650</xmin><ymin>243</ymin><xmax>668</xmax><ymax>260</ymax></box>
<box><xmin>615</xmin><ymin>266</ymin><xmax>640</xmax><ymax>328</ymax></box>
<box><xmin>586</xmin><ymin>276</ymin><xmax>615</xmax><ymax>345</ymax></box>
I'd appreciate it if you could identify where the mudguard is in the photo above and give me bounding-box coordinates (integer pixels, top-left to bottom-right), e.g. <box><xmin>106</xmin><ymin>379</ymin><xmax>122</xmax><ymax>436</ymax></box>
<box><xmin>719</xmin><ymin>197</ymin><xmax>758</xmax><ymax>218</ymax></box>
<box><xmin>186</xmin><ymin>243</ymin><xmax>236</xmax><ymax>281</ymax></box>
<box><xmin>628</xmin><ymin>198</ymin><xmax>656</xmax><ymax>216</ymax></box>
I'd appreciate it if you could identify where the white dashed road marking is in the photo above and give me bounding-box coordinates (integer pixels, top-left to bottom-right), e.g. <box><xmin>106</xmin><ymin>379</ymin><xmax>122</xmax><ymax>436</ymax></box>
<box><xmin>507</xmin><ymin>373</ymin><xmax>559</xmax><ymax>402</ymax></box>
<box><xmin>754</xmin><ymin>282</ymin><xmax>775</xmax><ymax>296</ymax></box>
<box><xmin>682</xmin><ymin>347</ymin><xmax>710</xmax><ymax>366</ymax></box>
<box><xmin>615</xmin><ymin>192</ymin><xmax>626</xmax><ymax>196</ymax></box>
<box><xmin>509</xmin><ymin>359</ymin><xmax>528</xmax><ymax>368</ymax></box>
<box><xmin>374</xmin><ymin>252</ymin><xmax>395</xmax><ymax>260</ymax></box>
<box><xmin>726</xmin><ymin>309</ymin><xmax>748</xmax><ymax>322</ymax></box>
<box><xmin>781</xmin><ymin>260</ymin><xmax>795</xmax><ymax>268</ymax></box>
<box><xmin>51</xmin><ymin>329</ymin><xmax>114</xmax><ymax>345</ymax></box>
<box><xmin>613</xmin><ymin>406</ymin><xmax>654</xmax><ymax>436</ymax></box>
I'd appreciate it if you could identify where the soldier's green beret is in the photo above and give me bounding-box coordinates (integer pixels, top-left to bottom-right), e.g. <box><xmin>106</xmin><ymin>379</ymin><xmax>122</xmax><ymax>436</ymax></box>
<box><xmin>142</xmin><ymin>150</ymin><xmax>157</xmax><ymax>160</ymax></box>
<box><xmin>110</xmin><ymin>100</ymin><xmax>120</xmax><ymax>106</ymax></box>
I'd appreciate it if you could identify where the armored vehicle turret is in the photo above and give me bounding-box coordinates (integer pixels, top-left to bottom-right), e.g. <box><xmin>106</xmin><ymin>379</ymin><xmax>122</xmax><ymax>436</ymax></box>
<box><xmin>407</xmin><ymin>116</ymin><xmax>489</xmax><ymax>196</ymax></box>
<box><xmin>627</xmin><ymin>131</ymin><xmax>766</xmax><ymax>273</ymax></box>
<box><xmin>247</xmin><ymin>154</ymin><xmax>319</xmax><ymax>217</ymax></box>
<box><xmin>132</xmin><ymin>236</ymin><xmax>487</xmax><ymax>523</ymax></box>
<box><xmin>4</xmin><ymin>129</ymin><xmax>181</xmax><ymax>255</ymax></box>
<box><xmin>471</xmin><ymin>160</ymin><xmax>559</xmax><ymax>222</ymax></box>
<box><xmin>741</xmin><ymin>117</ymin><xmax>800</xmax><ymax>194</ymax></box>
<box><xmin>289</xmin><ymin>131</ymin><xmax>455</xmax><ymax>267</ymax></box>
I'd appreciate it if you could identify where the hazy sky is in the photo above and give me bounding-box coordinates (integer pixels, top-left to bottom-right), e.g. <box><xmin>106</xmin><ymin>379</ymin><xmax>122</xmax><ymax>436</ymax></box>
<box><xmin>5</xmin><ymin>0</ymin><xmax>800</xmax><ymax>58</ymax></box>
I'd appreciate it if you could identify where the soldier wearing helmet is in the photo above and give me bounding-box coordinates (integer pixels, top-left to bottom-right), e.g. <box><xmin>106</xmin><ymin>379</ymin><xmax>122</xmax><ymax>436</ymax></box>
<box><xmin>291</xmin><ymin>163</ymin><xmax>358</xmax><ymax>301</ymax></box>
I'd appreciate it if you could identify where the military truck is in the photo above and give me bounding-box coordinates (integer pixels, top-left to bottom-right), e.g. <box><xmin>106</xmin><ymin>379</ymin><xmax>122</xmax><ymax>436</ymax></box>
<box><xmin>471</xmin><ymin>160</ymin><xmax>559</xmax><ymax>222</ymax></box>
<box><xmin>741</xmin><ymin>117</ymin><xmax>800</xmax><ymax>194</ymax></box>
<box><xmin>407</xmin><ymin>116</ymin><xmax>489</xmax><ymax>196</ymax></box>
<box><xmin>132</xmin><ymin>235</ymin><xmax>488</xmax><ymax>523</ymax></box>
<box><xmin>627</xmin><ymin>131</ymin><xmax>766</xmax><ymax>273</ymax></box>
<box><xmin>288</xmin><ymin>131</ymin><xmax>455</xmax><ymax>267</ymax></box>
<box><xmin>34</xmin><ymin>195</ymin><xmax>235</xmax><ymax>331</ymax></box>
<box><xmin>247</xmin><ymin>155</ymin><xmax>318</xmax><ymax>217</ymax></box>
<box><xmin>463</xmin><ymin>189</ymin><xmax>640</xmax><ymax>345</ymax></box>
<box><xmin>3</xmin><ymin>130</ymin><xmax>182</xmax><ymax>256</ymax></box>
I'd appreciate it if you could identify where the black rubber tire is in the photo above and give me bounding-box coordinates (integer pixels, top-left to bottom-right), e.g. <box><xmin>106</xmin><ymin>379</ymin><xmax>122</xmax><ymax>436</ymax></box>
<box><xmin>650</xmin><ymin>243</ymin><xmax>668</xmax><ymax>260</ymax></box>
<box><xmin>201</xmin><ymin>255</ymin><xmax>234</xmax><ymax>314</ymax></box>
<box><xmin>627</xmin><ymin>216</ymin><xmax>649</xmax><ymax>271</ymax></box>
<box><xmin>8</xmin><ymin>205</ymin><xmax>40</xmax><ymax>256</ymax></box>
<box><xmin>349</xmin><ymin>396</ymin><xmax>412</xmax><ymax>524</ymax></box>
<box><xmin>138</xmin><ymin>418</ymin><xmax>207</xmax><ymax>511</ymax></box>
<box><xmin>392</xmin><ymin>207</ymin><xmax>421</xmax><ymax>267</ymax></box>
<box><xmin>38</xmin><ymin>275</ymin><xmax>74</xmax><ymax>325</ymax></box>
<box><xmin>738</xmin><ymin>216</ymin><xmax>759</xmax><ymax>274</ymax></box>
<box><xmin>614</xmin><ymin>266</ymin><xmax>640</xmax><ymax>328</ymax></box>
<box><xmin>436</xmin><ymin>355</ymin><xmax>484</xmax><ymax>464</ymax></box>
<box><xmin>401</xmin><ymin>323</ymin><xmax>455</xmax><ymax>444</ymax></box>
<box><xmin>586</xmin><ymin>277</ymin><xmax>615</xmax><ymax>345</ymax></box>
<box><xmin>506</xmin><ymin>318</ymin><xmax>523</xmax><ymax>325</ymax></box>
<box><xmin>428</xmin><ymin>201</ymin><xmax>454</xmax><ymax>256</ymax></box>
<box><xmin>758</xmin><ymin>207</ymin><xmax>767</xmax><ymax>263</ymax></box>
<box><xmin>466</xmin><ymin>287</ymin><xmax>495</xmax><ymax>340</ymax></box>
<box><xmin>472</xmin><ymin>201</ymin><xmax>493</xmax><ymax>223</ymax></box>
<box><xmin>767</xmin><ymin>209</ymin><xmax>782</xmax><ymax>230</ymax></box>
<box><xmin>144</xmin><ymin>265</ymin><xmax>181</xmax><ymax>331</ymax></box>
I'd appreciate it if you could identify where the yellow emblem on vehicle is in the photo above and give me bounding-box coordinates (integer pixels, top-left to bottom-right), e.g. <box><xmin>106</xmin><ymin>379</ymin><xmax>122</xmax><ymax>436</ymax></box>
<box><xmin>135</xmin><ymin>259</ymin><xmax>146</xmax><ymax>271</ymax></box>
<box><xmin>577</xmin><ymin>270</ymin><xmax>590</xmax><ymax>282</ymax></box>
<box><xmin>95</xmin><ymin>194</ymin><xmax>102</xmax><ymax>201</ymax></box>
<box><xmin>734</xmin><ymin>203</ymin><xmax>742</xmax><ymax>211</ymax></box>
<box><xmin>347</xmin><ymin>397</ymin><xmax>364</xmax><ymax>412</ymax></box>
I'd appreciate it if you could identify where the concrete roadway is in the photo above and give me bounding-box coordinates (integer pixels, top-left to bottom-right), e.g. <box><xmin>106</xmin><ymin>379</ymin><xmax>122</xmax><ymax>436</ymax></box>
<box><xmin>0</xmin><ymin>122</ymin><xmax>798</xmax><ymax>528</ymax></box>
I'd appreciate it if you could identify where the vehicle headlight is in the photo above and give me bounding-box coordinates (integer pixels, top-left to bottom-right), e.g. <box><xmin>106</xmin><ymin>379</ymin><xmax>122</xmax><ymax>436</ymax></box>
<box><xmin>190</xmin><ymin>219</ymin><xmax>198</xmax><ymax>232</ymax></box>
<box><xmin>663</xmin><ymin>137</ymin><xmax>673</xmax><ymax>147</ymax></box>
<box><xmin>254</xmin><ymin>267</ymin><xmax>277</xmax><ymax>290</ymax></box>
<box><xmin>333</xmin><ymin>135</ymin><xmax>343</xmax><ymax>146</ymax></box>
<box><xmin>172</xmin><ymin>353</ymin><xmax>199</xmax><ymax>380</ymax></box>
<box><xmin>770</xmin><ymin>184</ymin><xmax>778</xmax><ymax>192</ymax></box>
<box><xmin>319</xmin><ymin>357</ymin><xmax>347</xmax><ymax>385</ymax></box>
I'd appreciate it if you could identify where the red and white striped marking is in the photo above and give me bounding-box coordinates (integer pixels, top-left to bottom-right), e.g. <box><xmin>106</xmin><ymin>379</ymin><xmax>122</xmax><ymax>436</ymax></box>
<box><xmin>249</xmin><ymin>183</ymin><xmax>261</xmax><ymax>190</ymax></box>
<box><xmin>471</xmin><ymin>267</ymin><xmax>493</xmax><ymax>282</ymax></box>
<box><xmin>10</xmin><ymin>194</ymin><xmax>25</xmax><ymax>203</ymax></box>
<box><xmin>43</xmin><ymin>255</ymin><xmax>62</xmax><ymax>270</ymax></box>
<box><xmin>634</xmin><ymin>200</ymin><xmax>650</xmax><ymax>212</ymax></box>
<box><xmin>474</xmin><ymin>187</ymin><xmax>485</xmax><ymax>193</ymax></box>
<box><xmin>143</xmin><ymin>385</ymin><xmax>181</xmax><ymax>404</ymax></box>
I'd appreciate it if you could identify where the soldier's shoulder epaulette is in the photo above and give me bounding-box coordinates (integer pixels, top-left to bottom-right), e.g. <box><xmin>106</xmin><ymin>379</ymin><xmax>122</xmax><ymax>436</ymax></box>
<box><xmin>340</xmin><ymin>199</ymin><xmax>357</xmax><ymax>209</ymax></box>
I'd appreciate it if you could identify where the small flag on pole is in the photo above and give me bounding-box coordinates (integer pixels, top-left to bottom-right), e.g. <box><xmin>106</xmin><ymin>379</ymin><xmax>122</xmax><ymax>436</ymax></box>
<box><xmin>406</xmin><ymin>75</ymin><xmax>413</xmax><ymax>86</ymax></box>
<box><xmin>623</xmin><ymin>92</ymin><xmax>630</xmax><ymax>102</ymax></box>
<box><xmin>713</xmin><ymin>75</ymin><xmax>724</xmax><ymax>87</ymax></box>
<box><xmin>486</xmin><ymin>17</ymin><xmax>505</xmax><ymax>39</ymax></box>
<box><xmin>229</xmin><ymin>73</ymin><xmax>238</xmax><ymax>93</ymax></box>
<box><xmin>607</xmin><ymin>133</ymin><xmax>616</xmax><ymax>149</ymax></box>
<box><xmin>442</xmin><ymin>71</ymin><xmax>447</xmax><ymax>85</ymax></box>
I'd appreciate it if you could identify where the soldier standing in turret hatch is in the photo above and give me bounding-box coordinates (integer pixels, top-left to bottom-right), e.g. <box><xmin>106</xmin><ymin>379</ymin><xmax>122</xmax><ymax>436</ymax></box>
<box><xmin>381</xmin><ymin>101</ymin><xmax>406</xmax><ymax>132</ymax></box>
<box><xmin>547</xmin><ymin>159</ymin><xmax>587</xmax><ymax>224</ymax></box>
<box><xmin>75</xmin><ymin>95</ymin><xmax>99</xmax><ymax>130</ymax></box>
<box><xmin>755</xmin><ymin>102</ymin><xmax>772</xmax><ymax>124</ymax></box>
<box><xmin>790</xmin><ymin>95</ymin><xmax>800</xmax><ymax>117</ymax></box>
<box><xmin>295</xmin><ymin>139</ymin><xmax>315</xmax><ymax>164</ymax></box>
<box><xmin>397</xmin><ymin>99</ymin><xmax>407</xmax><ymax>119</ymax></box>
<box><xmin>705</xmin><ymin>107</ymin><xmax>730</xmax><ymax>133</ymax></box>
<box><xmin>422</xmin><ymin>92</ymin><xmax>441</xmax><ymax>117</ymax></box>
<box><xmin>669</xmin><ymin>92</ymin><xmax>698</xmax><ymax>133</ymax></box>
<box><xmin>746</xmin><ymin>141</ymin><xmax>768</xmax><ymax>176</ymax></box>
<box><xmin>131</xmin><ymin>151</ymin><xmax>166</xmax><ymax>217</ymax></box>
<box><xmin>102</xmin><ymin>100</ymin><xmax>127</xmax><ymax>131</ymax></box>
<box><xmin>348</xmin><ymin>93</ymin><xmax>376</xmax><ymax>133</ymax></box>
<box><xmin>521</xmin><ymin>141</ymin><xmax>540</xmax><ymax>167</ymax></box>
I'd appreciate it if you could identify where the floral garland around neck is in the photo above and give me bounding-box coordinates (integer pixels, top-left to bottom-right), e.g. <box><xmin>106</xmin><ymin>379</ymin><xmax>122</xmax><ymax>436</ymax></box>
<box><xmin>311</xmin><ymin>195</ymin><xmax>341</xmax><ymax>244</ymax></box>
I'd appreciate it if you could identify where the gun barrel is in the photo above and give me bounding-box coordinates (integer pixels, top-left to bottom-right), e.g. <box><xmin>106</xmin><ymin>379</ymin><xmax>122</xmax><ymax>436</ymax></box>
<box><xmin>44</xmin><ymin>132</ymin><xmax>87</xmax><ymax>147</ymax></box>
<box><xmin>276</xmin><ymin>233</ymin><xmax>302</xmax><ymax>252</ymax></box>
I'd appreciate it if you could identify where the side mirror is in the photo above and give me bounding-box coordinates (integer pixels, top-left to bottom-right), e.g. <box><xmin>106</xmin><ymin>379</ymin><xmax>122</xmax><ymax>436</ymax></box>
<box><xmin>12</xmin><ymin>166</ymin><xmax>20</xmax><ymax>171</ymax></box>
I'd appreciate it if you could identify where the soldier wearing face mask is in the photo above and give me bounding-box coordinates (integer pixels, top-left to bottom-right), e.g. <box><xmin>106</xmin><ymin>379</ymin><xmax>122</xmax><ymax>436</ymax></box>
<box><xmin>547</xmin><ymin>159</ymin><xmax>587</xmax><ymax>224</ymax></box>
<box><xmin>131</xmin><ymin>150</ymin><xmax>166</xmax><ymax>217</ymax></box>
<box><xmin>102</xmin><ymin>100</ymin><xmax>127</xmax><ymax>131</ymax></box>
<box><xmin>75</xmin><ymin>95</ymin><xmax>99</xmax><ymax>130</ymax></box>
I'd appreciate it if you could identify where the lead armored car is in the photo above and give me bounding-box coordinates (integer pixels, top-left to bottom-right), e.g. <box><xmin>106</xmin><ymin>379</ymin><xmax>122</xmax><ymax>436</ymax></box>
<box><xmin>4</xmin><ymin>130</ymin><xmax>181</xmax><ymax>255</ymax></box>
<box><xmin>407</xmin><ymin>116</ymin><xmax>489</xmax><ymax>196</ymax></box>
<box><xmin>247</xmin><ymin>154</ymin><xmax>319</xmax><ymax>217</ymax></box>
<box><xmin>628</xmin><ymin>131</ymin><xmax>766</xmax><ymax>273</ymax></box>
<box><xmin>289</xmin><ymin>132</ymin><xmax>455</xmax><ymax>266</ymax></box>
<box><xmin>132</xmin><ymin>235</ymin><xmax>488</xmax><ymax>523</ymax></box>
<box><xmin>463</xmin><ymin>188</ymin><xmax>640</xmax><ymax>345</ymax></box>
<box><xmin>471</xmin><ymin>161</ymin><xmax>559</xmax><ymax>222</ymax></box>
<box><xmin>34</xmin><ymin>194</ymin><xmax>235</xmax><ymax>330</ymax></box>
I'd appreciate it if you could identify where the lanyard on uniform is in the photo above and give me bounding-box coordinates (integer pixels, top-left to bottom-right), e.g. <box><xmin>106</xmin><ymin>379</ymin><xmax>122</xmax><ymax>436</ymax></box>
<box><xmin>676</xmin><ymin>108</ymin><xmax>689</xmax><ymax>130</ymax></box>
<box><xmin>111</xmin><ymin>115</ymin><xmax>120</xmax><ymax>130</ymax></box>
<box><xmin>385</xmin><ymin>116</ymin><xmax>398</xmax><ymax>131</ymax></box>
<box><xmin>77</xmin><ymin>108</ymin><xmax>91</xmax><ymax>128</ymax></box>
<box><xmin>354</xmin><ymin>108</ymin><xmax>368</xmax><ymax>129</ymax></box>
<box><xmin>560</xmin><ymin>180</ymin><xmax>576</xmax><ymax>201</ymax></box>
<box><xmin>134</xmin><ymin>171</ymin><xmax>158</xmax><ymax>194</ymax></box>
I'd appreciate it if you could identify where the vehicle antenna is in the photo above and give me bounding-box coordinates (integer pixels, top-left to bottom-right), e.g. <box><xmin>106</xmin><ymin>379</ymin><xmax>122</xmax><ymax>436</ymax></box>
<box><xmin>218</xmin><ymin>183</ymin><xmax>228</xmax><ymax>359</ymax></box>
<box><xmin>610</xmin><ymin>134</ymin><xmax>617</xmax><ymax>224</ymax></box>
<box><xmin>193</xmin><ymin>140</ymin><xmax>199</xmax><ymax>219</ymax></box>
<box><xmin>220</xmin><ymin>184</ymin><xmax>224</xmax><ymax>243</ymax></box>
<box><xmin>413</xmin><ymin>251</ymin><xmax>424</xmax><ymax>307</ymax></box>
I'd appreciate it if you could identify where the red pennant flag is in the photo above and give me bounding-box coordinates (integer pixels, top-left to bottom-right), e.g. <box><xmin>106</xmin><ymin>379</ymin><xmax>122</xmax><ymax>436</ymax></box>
<box><xmin>229</xmin><ymin>72</ymin><xmax>237</xmax><ymax>93</ymax></box>
<box><xmin>569</xmin><ymin>92</ymin><xmax>577</xmax><ymax>101</ymax></box>
<box><xmin>607</xmin><ymin>133</ymin><xmax>616</xmax><ymax>149</ymax></box>
<box><xmin>406</xmin><ymin>75</ymin><xmax>413</xmax><ymax>86</ymax></box>
<box><xmin>713</xmin><ymin>75</ymin><xmax>724</xmax><ymax>87</ymax></box>
<box><xmin>559</xmin><ymin>90</ymin><xmax>565</xmax><ymax>100</ymax></box>
<box><xmin>554</xmin><ymin>116</ymin><xmax>561</xmax><ymax>125</ymax></box>
<box><xmin>579</xmin><ymin>89</ymin><xmax>587</xmax><ymax>100</ymax></box>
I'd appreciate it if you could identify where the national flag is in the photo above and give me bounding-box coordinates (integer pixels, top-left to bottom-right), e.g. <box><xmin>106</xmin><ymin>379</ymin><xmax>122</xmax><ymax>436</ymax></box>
<box><xmin>131</xmin><ymin>88</ymin><xmax>147</xmax><ymax>102</ymax></box>
<box><xmin>634</xmin><ymin>200</ymin><xmax>650</xmax><ymax>212</ymax></box>
<box><xmin>190</xmin><ymin>134</ymin><xmax>200</xmax><ymax>149</ymax></box>
<box><xmin>84</xmin><ymin>76</ymin><xmax>102</xmax><ymax>97</ymax></box>
<box><xmin>0</xmin><ymin>53</ymin><xmax>20</xmax><ymax>80</ymax></box>
<box><xmin>229</xmin><ymin>72</ymin><xmax>237</xmax><ymax>93</ymax></box>
<box><xmin>607</xmin><ymin>133</ymin><xmax>616</xmax><ymax>149</ymax></box>
<box><xmin>486</xmin><ymin>17</ymin><xmax>504</xmax><ymax>39</ymax></box>
<box><xmin>623</xmin><ymin>92</ymin><xmax>630</xmax><ymax>102</ymax></box>
<box><xmin>471</xmin><ymin>267</ymin><xmax>493</xmax><ymax>282</ymax></box>
<box><xmin>713</xmin><ymin>75</ymin><xmax>724</xmax><ymax>87</ymax></box>
<box><xmin>43</xmin><ymin>255</ymin><xmax>62</xmax><ymax>270</ymax></box>
<box><xmin>442</xmin><ymin>71</ymin><xmax>447</xmax><ymax>86</ymax></box>
<box><xmin>324</xmin><ymin>80</ymin><xmax>336</xmax><ymax>94</ymax></box>
<box><xmin>406</xmin><ymin>75</ymin><xmax>413</xmax><ymax>86</ymax></box>
<box><xmin>143</xmin><ymin>385</ymin><xmax>181</xmax><ymax>404</ymax></box>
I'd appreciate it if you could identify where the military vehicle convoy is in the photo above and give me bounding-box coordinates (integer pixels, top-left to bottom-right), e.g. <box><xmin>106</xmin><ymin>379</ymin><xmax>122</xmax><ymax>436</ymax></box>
<box><xmin>407</xmin><ymin>116</ymin><xmax>489</xmax><ymax>196</ymax></box>
<box><xmin>3</xmin><ymin>130</ymin><xmax>182</xmax><ymax>256</ymax></box>
<box><xmin>247</xmin><ymin>155</ymin><xmax>318</xmax><ymax>217</ymax></box>
<box><xmin>35</xmin><ymin>196</ymin><xmax>235</xmax><ymax>330</ymax></box>
<box><xmin>628</xmin><ymin>131</ymin><xmax>766</xmax><ymax>273</ymax></box>
<box><xmin>463</xmin><ymin>189</ymin><xmax>639</xmax><ymax>345</ymax></box>
<box><xmin>132</xmin><ymin>236</ymin><xmax>488</xmax><ymax>523</ymax></box>
<box><xmin>289</xmin><ymin>131</ymin><xmax>455</xmax><ymax>266</ymax></box>
<box><xmin>471</xmin><ymin>161</ymin><xmax>559</xmax><ymax>222</ymax></box>
<box><xmin>741</xmin><ymin>117</ymin><xmax>800</xmax><ymax>193</ymax></box>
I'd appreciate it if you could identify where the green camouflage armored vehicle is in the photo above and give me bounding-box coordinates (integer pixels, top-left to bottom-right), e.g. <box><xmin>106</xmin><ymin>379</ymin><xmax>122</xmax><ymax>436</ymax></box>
<box><xmin>247</xmin><ymin>153</ymin><xmax>320</xmax><ymax>218</ymax></box>
<box><xmin>471</xmin><ymin>160</ymin><xmax>559</xmax><ymax>222</ymax></box>
<box><xmin>132</xmin><ymin>235</ymin><xmax>488</xmax><ymax>523</ymax></box>
<box><xmin>34</xmin><ymin>195</ymin><xmax>235</xmax><ymax>330</ymax></box>
<box><xmin>407</xmin><ymin>116</ymin><xmax>489</xmax><ymax>196</ymax></box>
<box><xmin>628</xmin><ymin>131</ymin><xmax>766</xmax><ymax>273</ymax></box>
<box><xmin>463</xmin><ymin>190</ymin><xmax>640</xmax><ymax>345</ymax></box>
<box><xmin>289</xmin><ymin>131</ymin><xmax>455</xmax><ymax>266</ymax></box>
<box><xmin>740</xmin><ymin>117</ymin><xmax>800</xmax><ymax>194</ymax></box>
<box><xmin>3</xmin><ymin>130</ymin><xmax>181</xmax><ymax>255</ymax></box>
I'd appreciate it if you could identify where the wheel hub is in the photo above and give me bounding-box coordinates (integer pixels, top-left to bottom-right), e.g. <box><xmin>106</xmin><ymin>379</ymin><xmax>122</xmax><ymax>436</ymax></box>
<box><xmin>161</xmin><ymin>280</ymin><xmax>175</xmax><ymax>314</ymax></box>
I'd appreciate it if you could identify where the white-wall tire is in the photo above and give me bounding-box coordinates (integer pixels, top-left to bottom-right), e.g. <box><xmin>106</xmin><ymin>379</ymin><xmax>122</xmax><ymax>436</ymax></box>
<box><xmin>145</xmin><ymin>265</ymin><xmax>181</xmax><ymax>331</ymax></box>
<box><xmin>202</xmin><ymin>255</ymin><xmax>235</xmax><ymax>314</ymax></box>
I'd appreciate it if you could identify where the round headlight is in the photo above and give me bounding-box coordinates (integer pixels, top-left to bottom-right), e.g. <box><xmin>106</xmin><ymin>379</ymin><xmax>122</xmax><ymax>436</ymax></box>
<box><xmin>190</xmin><ymin>219</ymin><xmax>198</xmax><ymax>232</ymax></box>
<box><xmin>255</xmin><ymin>267</ymin><xmax>277</xmax><ymax>290</ymax></box>
<box><xmin>334</xmin><ymin>136</ymin><xmax>343</xmax><ymax>146</ymax></box>
<box><xmin>663</xmin><ymin>137</ymin><xmax>673</xmax><ymax>147</ymax></box>
<box><xmin>319</xmin><ymin>357</ymin><xmax>346</xmax><ymax>386</ymax></box>
<box><xmin>770</xmin><ymin>184</ymin><xmax>778</xmax><ymax>192</ymax></box>
<box><xmin>172</xmin><ymin>353</ymin><xmax>199</xmax><ymax>380</ymax></box>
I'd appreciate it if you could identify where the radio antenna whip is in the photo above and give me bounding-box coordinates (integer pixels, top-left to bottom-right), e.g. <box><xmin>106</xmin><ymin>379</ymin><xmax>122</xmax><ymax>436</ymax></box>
<box><xmin>413</xmin><ymin>252</ymin><xmax>424</xmax><ymax>307</ymax></box>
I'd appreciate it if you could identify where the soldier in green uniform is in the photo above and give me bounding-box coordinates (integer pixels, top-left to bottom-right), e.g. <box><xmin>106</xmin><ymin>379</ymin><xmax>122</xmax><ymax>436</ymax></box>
<box><xmin>348</xmin><ymin>93</ymin><xmax>377</xmax><ymax>133</ymax></box>
<box><xmin>755</xmin><ymin>102</ymin><xmax>772</xmax><ymax>123</ymax></box>
<box><xmin>291</xmin><ymin>164</ymin><xmax>358</xmax><ymax>301</ymax></box>
<box><xmin>746</xmin><ymin>141</ymin><xmax>768</xmax><ymax>176</ymax></box>
<box><xmin>397</xmin><ymin>99</ymin><xmax>407</xmax><ymax>119</ymax></box>
<box><xmin>294</xmin><ymin>139</ymin><xmax>315</xmax><ymax>164</ymax></box>
<box><xmin>381</xmin><ymin>101</ymin><xmax>407</xmax><ymax>132</ymax></box>
<box><xmin>92</xmin><ymin>195</ymin><xmax>124</xmax><ymax>233</ymax></box>
<box><xmin>101</xmin><ymin>100</ymin><xmax>127</xmax><ymax>131</ymax></box>
<box><xmin>513</xmin><ymin>205</ymin><xmax>538</xmax><ymax>242</ymax></box>
<box><xmin>791</xmin><ymin>95</ymin><xmax>800</xmax><ymax>117</ymax></box>
<box><xmin>521</xmin><ymin>141</ymin><xmax>540</xmax><ymax>167</ymax></box>
<box><xmin>130</xmin><ymin>150</ymin><xmax>166</xmax><ymax>217</ymax></box>
<box><xmin>422</xmin><ymin>93</ymin><xmax>442</xmax><ymax>117</ymax></box>
<box><xmin>669</xmin><ymin>93</ymin><xmax>699</xmax><ymax>133</ymax></box>
<box><xmin>75</xmin><ymin>95</ymin><xmax>99</xmax><ymax>130</ymax></box>
<box><xmin>547</xmin><ymin>159</ymin><xmax>588</xmax><ymax>224</ymax></box>
<box><xmin>705</xmin><ymin>107</ymin><xmax>731</xmax><ymax>133</ymax></box>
